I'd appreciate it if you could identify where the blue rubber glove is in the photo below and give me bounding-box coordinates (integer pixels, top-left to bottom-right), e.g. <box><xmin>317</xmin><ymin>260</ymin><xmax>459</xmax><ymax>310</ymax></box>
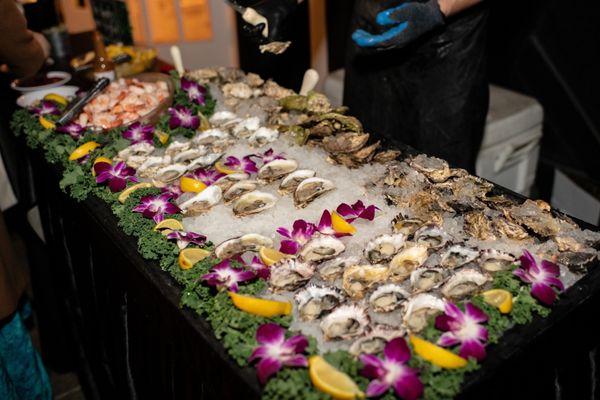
<box><xmin>352</xmin><ymin>0</ymin><xmax>445</xmax><ymax>50</ymax></box>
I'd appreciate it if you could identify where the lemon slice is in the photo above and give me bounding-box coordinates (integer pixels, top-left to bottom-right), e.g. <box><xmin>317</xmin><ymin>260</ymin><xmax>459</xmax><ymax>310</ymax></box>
<box><xmin>482</xmin><ymin>289</ymin><xmax>513</xmax><ymax>314</ymax></box>
<box><xmin>228</xmin><ymin>292</ymin><xmax>292</xmax><ymax>317</ymax></box>
<box><xmin>92</xmin><ymin>156</ymin><xmax>112</xmax><ymax>176</ymax></box>
<box><xmin>155</xmin><ymin>130</ymin><xmax>169</xmax><ymax>145</ymax></box>
<box><xmin>117</xmin><ymin>182</ymin><xmax>153</xmax><ymax>203</ymax></box>
<box><xmin>68</xmin><ymin>141</ymin><xmax>100</xmax><ymax>161</ymax></box>
<box><xmin>178</xmin><ymin>248</ymin><xmax>211</xmax><ymax>270</ymax></box>
<box><xmin>180</xmin><ymin>176</ymin><xmax>207</xmax><ymax>193</ymax></box>
<box><xmin>153</xmin><ymin>218</ymin><xmax>184</xmax><ymax>235</ymax></box>
<box><xmin>331</xmin><ymin>211</ymin><xmax>357</xmax><ymax>235</ymax></box>
<box><xmin>43</xmin><ymin>93</ymin><xmax>68</xmax><ymax>106</ymax></box>
<box><xmin>214</xmin><ymin>161</ymin><xmax>237</xmax><ymax>175</ymax></box>
<box><xmin>308</xmin><ymin>356</ymin><xmax>365</xmax><ymax>400</ymax></box>
<box><xmin>259</xmin><ymin>247</ymin><xmax>287</xmax><ymax>266</ymax></box>
<box><xmin>410</xmin><ymin>335</ymin><xmax>467</xmax><ymax>369</ymax></box>
<box><xmin>39</xmin><ymin>116</ymin><xmax>56</xmax><ymax>130</ymax></box>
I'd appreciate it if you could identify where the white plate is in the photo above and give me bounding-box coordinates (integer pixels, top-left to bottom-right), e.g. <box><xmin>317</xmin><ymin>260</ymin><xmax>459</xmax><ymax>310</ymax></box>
<box><xmin>16</xmin><ymin>85</ymin><xmax>80</xmax><ymax>108</ymax></box>
<box><xmin>11</xmin><ymin>71</ymin><xmax>72</xmax><ymax>92</ymax></box>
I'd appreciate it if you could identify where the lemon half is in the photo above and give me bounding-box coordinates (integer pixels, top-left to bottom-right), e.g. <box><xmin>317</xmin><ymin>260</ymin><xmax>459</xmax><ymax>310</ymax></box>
<box><xmin>309</xmin><ymin>356</ymin><xmax>365</xmax><ymax>400</ymax></box>
<box><xmin>228</xmin><ymin>292</ymin><xmax>292</xmax><ymax>317</ymax></box>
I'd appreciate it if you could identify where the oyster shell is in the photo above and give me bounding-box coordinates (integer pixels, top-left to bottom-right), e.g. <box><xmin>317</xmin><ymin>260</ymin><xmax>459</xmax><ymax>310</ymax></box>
<box><xmin>222</xmin><ymin>82</ymin><xmax>253</xmax><ymax>99</ymax></box>
<box><xmin>179</xmin><ymin>185</ymin><xmax>222</xmax><ymax>214</ymax></box>
<box><xmin>233</xmin><ymin>117</ymin><xmax>261</xmax><ymax>137</ymax></box>
<box><xmin>320</xmin><ymin>304</ymin><xmax>369</xmax><ymax>340</ymax></box>
<box><xmin>441</xmin><ymin>268</ymin><xmax>491</xmax><ymax>300</ymax></box>
<box><xmin>232</xmin><ymin>191</ymin><xmax>277</xmax><ymax>217</ymax></box>
<box><xmin>214</xmin><ymin>233</ymin><xmax>274</xmax><ymax>259</ymax></box>
<box><xmin>279</xmin><ymin>169</ymin><xmax>316</xmax><ymax>194</ymax></box>
<box><xmin>165</xmin><ymin>140</ymin><xmax>191</xmax><ymax>157</ymax></box>
<box><xmin>403</xmin><ymin>293</ymin><xmax>446</xmax><ymax>333</ymax></box>
<box><xmin>389</xmin><ymin>245</ymin><xmax>429</xmax><ymax>282</ymax></box>
<box><xmin>257</xmin><ymin>159</ymin><xmax>298</xmax><ymax>183</ymax></box>
<box><xmin>299</xmin><ymin>235</ymin><xmax>345</xmax><ymax>263</ymax></box>
<box><xmin>322</xmin><ymin>132</ymin><xmax>370</xmax><ymax>154</ymax></box>
<box><xmin>409</xmin><ymin>154</ymin><xmax>451</xmax><ymax>183</ymax></box>
<box><xmin>368</xmin><ymin>284</ymin><xmax>410</xmax><ymax>313</ymax></box>
<box><xmin>391</xmin><ymin>215</ymin><xmax>425</xmax><ymax>237</ymax></box>
<box><xmin>410</xmin><ymin>266</ymin><xmax>446</xmax><ymax>292</ymax></box>
<box><xmin>269</xmin><ymin>258</ymin><xmax>315</xmax><ymax>291</ymax></box>
<box><xmin>440</xmin><ymin>245</ymin><xmax>479</xmax><ymax>269</ymax></box>
<box><xmin>263</xmin><ymin>79</ymin><xmax>295</xmax><ymax>99</ymax></box>
<box><xmin>213</xmin><ymin>173</ymin><xmax>251</xmax><ymax>192</ymax></box>
<box><xmin>118</xmin><ymin>142</ymin><xmax>155</xmax><ymax>159</ymax></box>
<box><xmin>364</xmin><ymin>234</ymin><xmax>406</xmax><ymax>264</ymax></box>
<box><xmin>479</xmin><ymin>249</ymin><xmax>516</xmax><ymax>272</ymax></box>
<box><xmin>295</xmin><ymin>285</ymin><xmax>344</xmax><ymax>321</ymax></box>
<box><xmin>318</xmin><ymin>256</ymin><xmax>360</xmax><ymax>281</ymax></box>
<box><xmin>507</xmin><ymin>200</ymin><xmax>564</xmax><ymax>237</ymax></box>
<box><xmin>373</xmin><ymin>150</ymin><xmax>402</xmax><ymax>164</ymax></box>
<box><xmin>173</xmin><ymin>148</ymin><xmax>207</xmax><ymax>164</ymax></box>
<box><xmin>463</xmin><ymin>212</ymin><xmax>497</xmax><ymax>241</ymax></box>
<box><xmin>223</xmin><ymin>180</ymin><xmax>258</xmax><ymax>204</ymax></box>
<box><xmin>137</xmin><ymin>156</ymin><xmax>169</xmax><ymax>178</ymax></box>
<box><xmin>342</xmin><ymin>264</ymin><xmax>389</xmax><ymax>299</ymax></box>
<box><xmin>248</xmin><ymin>127</ymin><xmax>279</xmax><ymax>146</ymax></box>
<box><xmin>153</xmin><ymin>163</ymin><xmax>187</xmax><ymax>185</ymax></box>
<box><xmin>556</xmin><ymin>251</ymin><xmax>597</xmax><ymax>273</ymax></box>
<box><xmin>192</xmin><ymin>128</ymin><xmax>229</xmax><ymax>145</ymax></box>
<box><xmin>414</xmin><ymin>225</ymin><xmax>448</xmax><ymax>249</ymax></box>
<box><xmin>187</xmin><ymin>153</ymin><xmax>223</xmax><ymax>170</ymax></box>
<box><xmin>294</xmin><ymin>177</ymin><xmax>335</xmax><ymax>208</ymax></box>
<box><xmin>493</xmin><ymin>217</ymin><xmax>529</xmax><ymax>241</ymax></box>
<box><xmin>349</xmin><ymin>325</ymin><xmax>404</xmax><ymax>356</ymax></box>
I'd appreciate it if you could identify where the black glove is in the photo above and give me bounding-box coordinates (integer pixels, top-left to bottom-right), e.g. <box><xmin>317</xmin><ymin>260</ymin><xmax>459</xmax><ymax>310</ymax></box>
<box><xmin>237</xmin><ymin>0</ymin><xmax>298</xmax><ymax>43</ymax></box>
<box><xmin>352</xmin><ymin>0</ymin><xmax>445</xmax><ymax>51</ymax></box>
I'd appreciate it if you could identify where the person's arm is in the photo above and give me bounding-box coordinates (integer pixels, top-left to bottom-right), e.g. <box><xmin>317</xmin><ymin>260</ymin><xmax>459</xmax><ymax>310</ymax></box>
<box><xmin>438</xmin><ymin>0</ymin><xmax>482</xmax><ymax>17</ymax></box>
<box><xmin>0</xmin><ymin>0</ymin><xmax>46</xmax><ymax>78</ymax></box>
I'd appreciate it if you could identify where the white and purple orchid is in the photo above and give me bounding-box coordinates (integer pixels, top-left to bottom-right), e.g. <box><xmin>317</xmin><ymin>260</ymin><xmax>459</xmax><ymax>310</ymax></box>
<box><xmin>336</xmin><ymin>200</ymin><xmax>379</xmax><ymax>223</ymax></box>
<box><xmin>161</xmin><ymin>183</ymin><xmax>184</xmax><ymax>199</ymax></box>
<box><xmin>514</xmin><ymin>250</ymin><xmax>564</xmax><ymax>305</ymax></box>
<box><xmin>32</xmin><ymin>100</ymin><xmax>60</xmax><ymax>116</ymax></box>
<box><xmin>435</xmin><ymin>302</ymin><xmax>488</xmax><ymax>361</ymax></box>
<box><xmin>94</xmin><ymin>161</ymin><xmax>138</xmax><ymax>193</ymax></box>
<box><xmin>57</xmin><ymin>122</ymin><xmax>85</xmax><ymax>140</ymax></box>
<box><xmin>316</xmin><ymin>210</ymin><xmax>350</xmax><ymax>237</ymax></box>
<box><xmin>201</xmin><ymin>259</ymin><xmax>255</xmax><ymax>292</ymax></box>
<box><xmin>277</xmin><ymin>219</ymin><xmax>316</xmax><ymax>255</ymax></box>
<box><xmin>224</xmin><ymin>155</ymin><xmax>258</xmax><ymax>174</ymax></box>
<box><xmin>166</xmin><ymin>230</ymin><xmax>207</xmax><ymax>249</ymax></box>
<box><xmin>253</xmin><ymin>148</ymin><xmax>285</xmax><ymax>164</ymax></box>
<box><xmin>248</xmin><ymin>323</ymin><xmax>308</xmax><ymax>384</ymax></box>
<box><xmin>189</xmin><ymin>168</ymin><xmax>225</xmax><ymax>185</ymax></box>
<box><xmin>248</xmin><ymin>256</ymin><xmax>270</xmax><ymax>279</ymax></box>
<box><xmin>360</xmin><ymin>337</ymin><xmax>423</xmax><ymax>400</ymax></box>
<box><xmin>132</xmin><ymin>193</ymin><xmax>181</xmax><ymax>223</ymax></box>
<box><xmin>180</xmin><ymin>78</ymin><xmax>206</xmax><ymax>105</ymax></box>
<box><xmin>123</xmin><ymin>122</ymin><xmax>154</xmax><ymax>144</ymax></box>
<box><xmin>168</xmin><ymin>105</ymin><xmax>200</xmax><ymax>130</ymax></box>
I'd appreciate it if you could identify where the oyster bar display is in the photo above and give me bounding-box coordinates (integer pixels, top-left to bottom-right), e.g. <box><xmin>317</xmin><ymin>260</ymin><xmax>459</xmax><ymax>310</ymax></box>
<box><xmin>12</xmin><ymin>68</ymin><xmax>600</xmax><ymax>400</ymax></box>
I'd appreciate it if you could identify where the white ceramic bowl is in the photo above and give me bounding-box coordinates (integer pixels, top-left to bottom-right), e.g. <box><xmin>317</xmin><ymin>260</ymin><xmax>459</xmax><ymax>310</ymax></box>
<box><xmin>11</xmin><ymin>71</ymin><xmax>72</xmax><ymax>92</ymax></box>
<box><xmin>16</xmin><ymin>85</ymin><xmax>80</xmax><ymax>108</ymax></box>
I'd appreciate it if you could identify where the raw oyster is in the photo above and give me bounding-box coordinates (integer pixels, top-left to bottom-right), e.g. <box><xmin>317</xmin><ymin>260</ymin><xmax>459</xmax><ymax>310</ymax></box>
<box><xmin>328</xmin><ymin>141</ymin><xmax>380</xmax><ymax>168</ymax></box>
<box><xmin>409</xmin><ymin>154</ymin><xmax>451</xmax><ymax>183</ymax></box>
<box><xmin>493</xmin><ymin>217</ymin><xmax>529</xmax><ymax>241</ymax></box>
<box><xmin>179</xmin><ymin>185</ymin><xmax>222</xmax><ymax>214</ymax></box>
<box><xmin>368</xmin><ymin>284</ymin><xmax>410</xmax><ymax>313</ymax></box>
<box><xmin>263</xmin><ymin>79</ymin><xmax>295</xmax><ymax>99</ymax></box>
<box><xmin>294</xmin><ymin>177</ymin><xmax>335</xmax><ymax>208</ymax></box>
<box><xmin>320</xmin><ymin>304</ymin><xmax>369</xmax><ymax>340</ymax></box>
<box><xmin>214</xmin><ymin>173</ymin><xmax>250</xmax><ymax>192</ymax></box>
<box><xmin>507</xmin><ymin>200</ymin><xmax>564</xmax><ymax>237</ymax></box>
<box><xmin>295</xmin><ymin>285</ymin><xmax>344</xmax><ymax>321</ymax></box>
<box><xmin>440</xmin><ymin>245</ymin><xmax>479</xmax><ymax>269</ymax></box>
<box><xmin>232</xmin><ymin>191</ymin><xmax>277</xmax><ymax>217</ymax></box>
<box><xmin>279</xmin><ymin>169</ymin><xmax>316</xmax><ymax>194</ymax></box>
<box><xmin>137</xmin><ymin>156</ymin><xmax>169</xmax><ymax>178</ymax></box>
<box><xmin>388</xmin><ymin>245</ymin><xmax>429</xmax><ymax>282</ymax></box>
<box><xmin>222</xmin><ymin>82</ymin><xmax>253</xmax><ymax>99</ymax></box>
<box><xmin>165</xmin><ymin>140</ymin><xmax>191</xmax><ymax>157</ymax></box>
<box><xmin>187</xmin><ymin>153</ymin><xmax>223</xmax><ymax>169</ymax></box>
<box><xmin>233</xmin><ymin>117</ymin><xmax>261</xmax><ymax>137</ymax></box>
<box><xmin>403</xmin><ymin>293</ymin><xmax>446</xmax><ymax>332</ymax></box>
<box><xmin>414</xmin><ymin>225</ymin><xmax>448</xmax><ymax>249</ymax></box>
<box><xmin>410</xmin><ymin>266</ymin><xmax>446</xmax><ymax>292</ymax></box>
<box><xmin>192</xmin><ymin>128</ymin><xmax>229</xmax><ymax>145</ymax></box>
<box><xmin>349</xmin><ymin>325</ymin><xmax>404</xmax><ymax>356</ymax></box>
<box><xmin>556</xmin><ymin>251</ymin><xmax>597</xmax><ymax>273</ymax></box>
<box><xmin>391</xmin><ymin>215</ymin><xmax>425</xmax><ymax>237</ymax></box>
<box><xmin>318</xmin><ymin>256</ymin><xmax>360</xmax><ymax>281</ymax></box>
<box><xmin>153</xmin><ymin>163</ymin><xmax>187</xmax><ymax>185</ymax></box>
<box><xmin>209</xmin><ymin>111</ymin><xmax>238</xmax><ymax>125</ymax></box>
<box><xmin>299</xmin><ymin>235</ymin><xmax>345</xmax><ymax>263</ymax></box>
<box><xmin>269</xmin><ymin>258</ymin><xmax>315</xmax><ymax>291</ymax></box>
<box><xmin>223</xmin><ymin>180</ymin><xmax>258</xmax><ymax>204</ymax></box>
<box><xmin>257</xmin><ymin>159</ymin><xmax>298</xmax><ymax>182</ymax></box>
<box><xmin>463</xmin><ymin>212</ymin><xmax>497</xmax><ymax>241</ymax></box>
<box><xmin>441</xmin><ymin>268</ymin><xmax>491</xmax><ymax>300</ymax></box>
<box><xmin>479</xmin><ymin>249</ymin><xmax>516</xmax><ymax>272</ymax></box>
<box><xmin>214</xmin><ymin>233</ymin><xmax>274</xmax><ymax>259</ymax></box>
<box><xmin>248</xmin><ymin>127</ymin><xmax>279</xmax><ymax>146</ymax></box>
<box><xmin>117</xmin><ymin>142</ymin><xmax>155</xmax><ymax>159</ymax></box>
<box><xmin>173</xmin><ymin>148</ymin><xmax>207</xmax><ymax>163</ymax></box>
<box><xmin>322</xmin><ymin>132</ymin><xmax>369</xmax><ymax>154</ymax></box>
<box><xmin>364</xmin><ymin>234</ymin><xmax>406</xmax><ymax>264</ymax></box>
<box><xmin>342</xmin><ymin>264</ymin><xmax>389</xmax><ymax>299</ymax></box>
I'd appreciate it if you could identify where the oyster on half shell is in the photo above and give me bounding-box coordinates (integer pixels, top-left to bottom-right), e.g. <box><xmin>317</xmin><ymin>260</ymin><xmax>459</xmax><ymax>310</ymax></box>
<box><xmin>214</xmin><ymin>233</ymin><xmax>273</xmax><ymax>259</ymax></box>
<box><xmin>320</xmin><ymin>304</ymin><xmax>369</xmax><ymax>341</ymax></box>
<box><xmin>299</xmin><ymin>235</ymin><xmax>345</xmax><ymax>263</ymax></box>
<box><xmin>223</xmin><ymin>180</ymin><xmax>258</xmax><ymax>204</ymax></box>
<box><xmin>295</xmin><ymin>285</ymin><xmax>344</xmax><ymax>321</ymax></box>
<box><xmin>257</xmin><ymin>159</ymin><xmax>298</xmax><ymax>183</ymax></box>
<box><xmin>479</xmin><ymin>249</ymin><xmax>516</xmax><ymax>272</ymax></box>
<box><xmin>349</xmin><ymin>325</ymin><xmax>405</xmax><ymax>356</ymax></box>
<box><xmin>410</xmin><ymin>266</ymin><xmax>446</xmax><ymax>292</ymax></box>
<box><xmin>153</xmin><ymin>163</ymin><xmax>187</xmax><ymax>186</ymax></box>
<box><xmin>388</xmin><ymin>245</ymin><xmax>429</xmax><ymax>282</ymax></box>
<box><xmin>279</xmin><ymin>169</ymin><xmax>316</xmax><ymax>194</ymax></box>
<box><xmin>232</xmin><ymin>191</ymin><xmax>277</xmax><ymax>217</ymax></box>
<box><xmin>269</xmin><ymin>258</ymin><xmax>315</xmax><ymax>291</ymax></box>
<box><xmin>318</xmin><ymin>256</ymin><xmax>360</xmax><ymax>281</ymax></box>
<box><xmin>365</xmin><ymin>233</ymin><xmax>406</xmax><ymax>264</ymax></box>
<box><xmin>294</xmin><ymin>177</ymin><xmax>335</xmax><ymax>208</ymax></box>
<box><xmin>440</xmin><ymin>245</ymin><xmax>479</xmax><ymax>269</ymax></box>
<box><xmin>403</xmin><ymin>293</ymin><xmax>446</xmax><ymax>333</ymax></box>
<box><xmin>368</xmin><ymin>284</ymin><xmax>410</xmax><ymax>313</ymax></box>
<box><xmin>463</xmin><ymin>212</ymin><xmax>497</xmax><ymax>241</ymax></box>
<box><xmin>391</xmin><ymin>215</ymin><xmax>425</xmax><ymax>237</ymax></box>
<box><xmin>179</xmin><ymin>185</ymin><xmax>222</xmax><ymax>215</ymax></box>
<box><xmin>414</xmin><ymin>225</ymin><xmax>448</xmax><ymax>250</ymax></box>
<box><xmin>342</xmin><ymin>264</ymin><xmax>389</xmax><ymax>299</ymax></box>
<box><xmin>440</xmin><ymin>268</ymin><xmax>491</xmax><ymax>300</ymax></box>
<box><xmin>214</xmin><ymin>173</ymin><xmax>250</xmax><ymax>192</ymax></box>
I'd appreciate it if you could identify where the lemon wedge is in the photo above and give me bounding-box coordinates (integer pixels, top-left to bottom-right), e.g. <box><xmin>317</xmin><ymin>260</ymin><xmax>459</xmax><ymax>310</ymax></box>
<box><xmin>482</xmin><ymin>289</ymin><xmax>513</xmax><ymax>314</ymax></box>
<box><xmin>410</xmin><ymin>335</ymin><xmax>467</xmax><ymax>369</ymax></box>
<box><xmin>153</xmin><ymin>218</ymin><xmax>184</xmax><ymax>235</ymax></box>
<box><xmin>178</xmin><ymin>248</ymin><xmax>211</xmax><ymax>270</ymax></box>
<box><xmin>39</xmin><ymin>116</ymin><xmax>56</xmax><ymax>130</ymax></box>
<box><xmin>43</xmin><ymin>93</ymin><xmax>68</xmax><ymax>106</ymax></box>
<box><xmin>117</xmin><ymin>182</ymin><xmax>153</xmax><ymax>204</ymax></box>
<box><xmin>259</xmin><ymin>247</ymin><xmax>287</xmax><ymax>266</ymax></box>
<box><xmin>68</xmin><ymin>141</ymin><xmax>100</xmax><ymax>161</ymax></box>
<box><xmin>214</xmin><ymin>161</ymin><xmax>237</xmax><ymax>175</ymax></box>
<box><xmin>331</xmin><ymin>211</ymin><xmax>357</xmax><ymax>235</ymax></box>
<box><xmin>180</xmin><ymin>176</ymin><xmax>207</xmax><ymax>193</ymax></box>
<box><xmin>155</xmin><ymin>130</ymin><xmax>169</xmax><ymax>145</ymax></box>
<box><xmin>308</xmin><ymin>356</ymin><xmax>365</xmax><ymax>400</ymax></box>
<box><xmin>228</xmin><ymin>292</ymin><xmax>292</xmax><ymax>317</ymax></box>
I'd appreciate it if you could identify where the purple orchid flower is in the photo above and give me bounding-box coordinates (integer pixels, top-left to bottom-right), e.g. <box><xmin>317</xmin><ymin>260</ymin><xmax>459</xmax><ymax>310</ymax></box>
<box><xmin>123</xmin><ymin>122</ymin><xmax>154</xmax><ymax>144</ymax></box>
<box><xmin>435</xmin><ymin>302</ymin><xmax>488</xmax><ymax>361</ymax></box>
<box><xmin>514</xmin><ymin>250</ymin><xmax>564</xmax><ymax>305</ymax></box>
<box><xmin>201</xmin><ymin>259</ymin><xmax>255</xmax><ymax>292</ymax></box>
<box><xmin>254</xmin><ymin>148</ymin><xmax>285</xmax><ymax>164</ymax></box>
<box><xmin>224</xmin><ymin>155</ymin><xmax>258</xmax><ymax>174</ymax></box>
<box><xmin>316</xmin><ymin>210</ymin><xmax>350</xmax><ymax>237</ymax></box>
<box><xmin>248</xmin><ymin>256</ymin><xmax>270</xmax><ymax>280</ymax></box>
<box><xmin>161</xmin><ymin>183</ymin><xmax>184</xmax><ymax>199</ymax></box>
<box><xmin>249</xmin><ymin>323</ymin><xmax>308</xmax><ymax>384</ymax></box>
<box><xmin>132</xmin><ymin>193</ymin><xmax>181</xmax><ymax>223</ymax></box>
<box><xmin>360</xmin><ymin>337</ymin><xmax>423</xmax><ymax>400</ymax></box>
<box><xmin>166</xmin><ymin>230</ymin><xmax>207</xmax><ymax>249</ymax></box>
<box><xmin>57</xmin><ymin>122</ymin><xmax>85</xmax><ymax>140</ymax></box>
<box><xmin>94</xmin><ymin>161</ymin><xmax>138</xmax><ymax>193</ymax></box>
<box><xmin>180</xmin><ymin>78</ymin><xmax>206</xmax><ymax>105</ymax></box>
<box><xmin>168</xmin><ymin>105</ymin><xmax>200</xmax><ymax>130</ymax></box>
<box><xmin>189</xmin><ymin>168</ymin><xmax>225</xmax><ymax>185</ymax></box>
<box><xmin>277</xmin><ymin>219</ymin><xmax>316</xmax><ymax>255</ymax></box>
<box><xmin>32</xmin><ymin>100</ymin><xmax>60</xmax><ymax>116</ymax></box>
<box><xmin>336</xmin><ymin>200</ymin><xmax>379</xmax><ymax>223</ymax></box>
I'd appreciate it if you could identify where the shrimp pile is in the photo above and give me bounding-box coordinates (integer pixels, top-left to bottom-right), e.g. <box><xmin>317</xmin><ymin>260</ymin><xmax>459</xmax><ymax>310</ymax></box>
<box><xmin>77</xmin><ymin>78</ymin><xmax>169</xmax><ymax>129</ymax></box>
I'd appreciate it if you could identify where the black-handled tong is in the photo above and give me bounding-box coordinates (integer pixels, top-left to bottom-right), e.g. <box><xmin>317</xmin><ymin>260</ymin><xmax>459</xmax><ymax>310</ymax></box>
<box><xmin>57</xmin><ymin>78</ymin><xmax>110</xmax><ymax>126</ymax></box>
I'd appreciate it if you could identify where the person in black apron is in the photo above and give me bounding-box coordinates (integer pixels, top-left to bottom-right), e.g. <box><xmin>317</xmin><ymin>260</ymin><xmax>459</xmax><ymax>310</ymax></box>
<box><xmin>230</xmin><ymin>0</ymin><xmax>489</xmax><ymax>172</ymax></box>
